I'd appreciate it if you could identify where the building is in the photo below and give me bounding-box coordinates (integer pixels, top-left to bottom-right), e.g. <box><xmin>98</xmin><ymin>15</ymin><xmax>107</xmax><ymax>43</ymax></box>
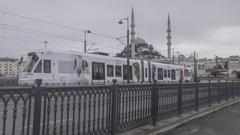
<box><xmin>116</xmin><ymin>8</ymin><xmax>164</xmax><ymax>60</ymax></box>
<box><xmin>228</xmin><ymin>55</ymin><xmax>240</xmax><ymax>78</ymax></box>
<box><xmin>0</xmin><ymin>58</ymin><xmax>18</xmax><ymax>78</ymax></box>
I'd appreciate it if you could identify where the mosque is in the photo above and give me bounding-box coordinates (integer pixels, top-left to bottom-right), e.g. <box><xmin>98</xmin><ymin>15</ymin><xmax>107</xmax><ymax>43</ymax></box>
<box><xmin>116</xmin><ymin>8</ymin><xmax>172</xmax><ymax>63</ymax></box>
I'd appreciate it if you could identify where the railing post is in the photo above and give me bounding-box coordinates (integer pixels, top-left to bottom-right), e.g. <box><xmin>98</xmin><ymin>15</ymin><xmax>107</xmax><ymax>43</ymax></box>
<box><xmin>208</xmin><ymin>80</ymin><xmax>211</xmax><ymax>107</ymax></box>
<box><xmin>32</xmin><ymin>79</ymin><xmax>42</xmax><ymax>135</ymax></box>
<box><xmin>218</xmin><ymin>80</ymin><xmax>221</xmax><ymax>104</ymax></box>
<box><xmin>111</xmin><ymin>79</ymin><xmax>118</xmax><ymax>135</ymax></box>
<box><xmin>232</xmin><ymin>80</ymin><xmax>235</xmax><ymax>99</ymax></box>
<box><xmin>226</xmin><ymin>80</ymin><xmax>229</xmax><ymax>101</ymax></box>
<box><xmin>195</xmin><ymin>81</ymin><xmax>199</xmax><ymax>111</ymax></box>
<box><xmin>178</xmin><ymin>80</ymin><xmax>182</xmax><ymax>115</ymax></box>
<box><xmin>152</xmin><ymin>80</ymin><xmax>158</xmax><ymax>125</ymax></box>
<box><xmin>238</xmin><ymin>81</ymin><xmax>240</xmax><ymax>98</ymax></box>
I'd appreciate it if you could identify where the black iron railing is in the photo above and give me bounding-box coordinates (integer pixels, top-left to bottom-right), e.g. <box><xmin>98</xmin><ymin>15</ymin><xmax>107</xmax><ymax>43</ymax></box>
<box><xmin>0</xmin><ymin>80</ymin><xmax>240</xmax><ymax>135</ymax></box>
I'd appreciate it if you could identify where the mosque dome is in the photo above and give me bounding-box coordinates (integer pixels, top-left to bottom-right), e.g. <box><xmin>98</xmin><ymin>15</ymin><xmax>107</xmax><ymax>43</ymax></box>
<box><xmin>134</xmin><ymin>37</ymin><xmax>146</xmax><ymax>45</ymax></box>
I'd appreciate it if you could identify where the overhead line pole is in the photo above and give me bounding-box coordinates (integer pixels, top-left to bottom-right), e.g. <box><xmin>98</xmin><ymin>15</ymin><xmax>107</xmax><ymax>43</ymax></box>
<box><xmin>118</xmin><ymin>17</ymin><xmax>130</xmax><ymax>84</ymax></box>
<box><xmin>194</xmin><ymin>51</ymin><xmax>198</xmax><ymax>82</ymax></box>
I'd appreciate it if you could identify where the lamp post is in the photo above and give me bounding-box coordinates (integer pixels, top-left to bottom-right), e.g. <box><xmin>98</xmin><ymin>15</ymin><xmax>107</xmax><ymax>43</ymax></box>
<box><xmin>44</xmin><ymin>41</ymin><xmax>48</xmax><ymax>49</ymax></box>
<box><xmin>194</xmin><ymin>51</ymin><xmax>198</xmax><ymax>82</ymax></box>
<box><xmin>118</xmin><ymin>17</ymin><xmax>130</xmax><ymax>84</ymax></box>
<box><xmin>177</xmin><ymin>51</ymin><xmax>180</xmax><ymax>65</ymax></box>
<box><xmin>84</xmin><ymin>30</ymin><xmax>91</xmax><ymax>53</ymax></box>
<box><xmin>215</xmin><ymin>55</ymin><xmax>219</xmax><ymax>77</ymax></box>
<box><xmin>172</xmin><ymin>48</ymin><xmax>174</xmax><ymax>64</ymax></box>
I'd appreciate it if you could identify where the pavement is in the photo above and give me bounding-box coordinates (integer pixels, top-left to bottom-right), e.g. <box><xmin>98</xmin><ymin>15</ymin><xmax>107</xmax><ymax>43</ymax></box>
<box><xmin>119</xmin><ymin>99</ymin><xmax>240</xmax><ymax>135</ymax></box>
<box><xmin>164</xmin><ymin>101</ymin><xmax>240</xmax><ymax>135</ymax></box>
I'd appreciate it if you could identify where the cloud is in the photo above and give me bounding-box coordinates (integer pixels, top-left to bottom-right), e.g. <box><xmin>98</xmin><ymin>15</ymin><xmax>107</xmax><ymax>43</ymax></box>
<box><xmin>0</xmin><ymin>0</ymin><xmax>240</xmax><ymax>59</ymax></box>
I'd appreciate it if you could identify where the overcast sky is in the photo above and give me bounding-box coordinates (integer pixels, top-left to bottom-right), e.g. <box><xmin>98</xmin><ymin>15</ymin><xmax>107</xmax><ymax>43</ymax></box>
<box><xmin>0</xmin><ymin>0</ymin><xmax>239</xmax><ymax>59</ymax></box>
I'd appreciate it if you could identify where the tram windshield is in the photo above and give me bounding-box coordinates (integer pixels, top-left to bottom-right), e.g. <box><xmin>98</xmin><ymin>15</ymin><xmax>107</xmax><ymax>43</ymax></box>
<box><xmin>23</xmin><ymin>52</ymin><xmax>39</xmax><ymax>72</ymax></box>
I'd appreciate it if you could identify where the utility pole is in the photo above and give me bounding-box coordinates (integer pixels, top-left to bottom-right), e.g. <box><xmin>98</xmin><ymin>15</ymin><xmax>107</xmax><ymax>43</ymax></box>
<box><xmin>172</xmin><ymin>48</ymin><xmax>175</xmax><ymax>64</ymax></box>
<box><xmin>216</xmin><ymin>55</ymin><xmax>219</xmax><ymax>77</ymax></box>
<box><xmin>127</xmin><ymin>20</ymin><xmax>130</xmax><ymax>84</ymax></box>
<box><xmin>177</xmin><ymin>51</ymin><xmax>180</xmax><ymax>65</ymax></box>
<box><xmin>194</xmin><ymin>51</ymin><xmax>198</xmax><ymax>82</ymax></box>
<box><xmin>84</xmin><ymin>30</ymin><xmax>91</xmax><ymax>53</ymax></box>
<box><xmin>119</xmin><ymin>17</ymin><xmax>130</xmax><ymax>84</ymax></box>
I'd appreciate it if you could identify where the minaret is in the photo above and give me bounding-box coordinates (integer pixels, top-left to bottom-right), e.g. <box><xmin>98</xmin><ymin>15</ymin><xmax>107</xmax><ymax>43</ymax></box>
<box><xmin>130</xmin><ymin>7</ymin><xmax>136</xmax><ymax>58</ymax></box>
<box><xmin>167</xmin><ymin>14</ymin><xmax>172</xmax><ymax>58</ymax></box>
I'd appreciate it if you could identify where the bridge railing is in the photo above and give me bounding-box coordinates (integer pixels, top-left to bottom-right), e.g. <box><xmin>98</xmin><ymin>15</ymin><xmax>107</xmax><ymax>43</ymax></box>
<box><xmin>0</xmin><ymin>80</ymin><xmax>240</xmax><ymax>135</ymax></box>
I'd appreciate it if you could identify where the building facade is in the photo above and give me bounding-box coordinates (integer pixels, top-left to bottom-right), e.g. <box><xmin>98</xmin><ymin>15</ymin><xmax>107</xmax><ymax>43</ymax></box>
<box><xmin>228</xmin><ymin>55</ymin><xmax>240</xmax><ymax>78</ymax></box>
<box><xmin>0</xmin><ymin>58</ymin><xmax>18</xmax><ymax>78</ymax></box>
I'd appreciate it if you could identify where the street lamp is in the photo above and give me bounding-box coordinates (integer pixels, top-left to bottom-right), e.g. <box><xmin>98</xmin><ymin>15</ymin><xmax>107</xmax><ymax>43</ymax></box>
<box><xmin>84</xmin><ymin>30</ymin><xmax>91</xmax><ymax>53</ymax></box>
<box><xmin>215</xmin><ymin>55</ymin><xmax>219</xmax><ymax>77</ymax></box>
<box><xmin>172</xmin><ymin>48</ymin><xmax>174</xmax><ymax>64</ymax></box>
<box><xmin>118</xmin><ymin>17</ymin><xmax>130</xmax><ymax>84</ymax></box>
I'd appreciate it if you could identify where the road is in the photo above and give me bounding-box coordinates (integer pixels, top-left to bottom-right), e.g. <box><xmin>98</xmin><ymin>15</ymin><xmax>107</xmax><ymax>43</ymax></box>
<box><xmin>165</xmin><ymin>102</ymin><xmax>240</xmax><ymax>135</ymax></box>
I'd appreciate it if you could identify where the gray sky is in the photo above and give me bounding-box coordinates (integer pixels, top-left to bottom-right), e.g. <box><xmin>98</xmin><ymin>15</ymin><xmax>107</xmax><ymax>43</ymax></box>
<box><xmin>0</xmin><ymin>0</ymin><xmax>240</xmax><ymax>59</ymax></box>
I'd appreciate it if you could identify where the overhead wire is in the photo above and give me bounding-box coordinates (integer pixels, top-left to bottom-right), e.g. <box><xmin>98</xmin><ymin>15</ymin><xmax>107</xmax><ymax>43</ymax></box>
<box><xmin>0</xmin><ymin>10</ymin><xmax>121</xmax><ymax>41</ymax></box>
<box><xmin>0</xmin><ymin>10</ymin><xmax>127</xmax><ymax>52</ymax></box>
<box><xmin>0</xmin><ymin>33</ymin><xmax>122</xmax><ymax>51</ymax></box>
<box><xmin>0</xmin><ymin>24</ymin><xmax>83</xmax><ymax>42</ymax></box>
<box><xmin>0</xmin><ymin>10</ymin><xmax>85</xmax><ymax>32</ymax></box>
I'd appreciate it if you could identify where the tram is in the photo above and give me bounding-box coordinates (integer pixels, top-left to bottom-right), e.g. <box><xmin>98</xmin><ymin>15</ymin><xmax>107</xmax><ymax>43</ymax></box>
<box><xmin>18</xmin><ymin>49</ymin><xmax>192</xmax><ymax>85</ymax></box>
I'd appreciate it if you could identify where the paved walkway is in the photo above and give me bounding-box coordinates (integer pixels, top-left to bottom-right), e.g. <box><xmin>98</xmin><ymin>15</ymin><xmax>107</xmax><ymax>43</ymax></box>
<box><xmin>164</xmin><ymin>102</ymin><xmax>240</xmax><ymax>135</ymax></box>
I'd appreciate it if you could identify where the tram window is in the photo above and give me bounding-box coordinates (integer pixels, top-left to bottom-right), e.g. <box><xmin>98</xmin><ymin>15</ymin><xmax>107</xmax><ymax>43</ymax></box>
<box><xmin>92</xmin><ymin>62</ymin><xmax>105</xmax><ymax>80</ymax></box>
<box><xmin>123</xmin><ymin>65</ymin><xmax>132</xmax><ymax>80</ymax></box>
<box><xmin>164</xmin><ymin>69</ymin><xmax>167</xmax><ymax>78</ymax></box>
<box><xmin>34</xmin><ymin>60</ymin><xmax>42</xmax><ymax>73</ymax></box>
<box><xmin>145</xmin><ymin>68</ymin><xmax>148</xmax><ymax>78</ymax></box>
<box><xmin>157</xmin><ymin>68</ymin><xmax>163</xmax><ymax>80</ymax></box>
<box><xmin>171</xmin><ymin>69</ymin><xmax>176</xmax><ymax>80</ymax></box>
<box><xmin>107</xmin><ymin>65</ymin><xmax>114</xmax><ymax>77</ymax></box>
<box><xmin>43</xmin><ymin>60</ymin><xmax>51</xmax><ymax>73</ymax></box>
<box><xmin>168</xmin><ymin>70</ymin><xmax>171</xmax><ymax>78</ymax></box>
<box><xmin>115</xmin><ymin>65</ymin><xmax>122</xmax><ymax>77</ymax></box>
<box><xmin>23</xmin><ymin>53</ymin><xmax>39</xmax><ymax>72</ymax></box>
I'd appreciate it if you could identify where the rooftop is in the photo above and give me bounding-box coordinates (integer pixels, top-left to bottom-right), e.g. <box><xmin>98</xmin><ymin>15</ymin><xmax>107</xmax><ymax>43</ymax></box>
<box><xmin>0</xmin><ymin>57</ymin><xmax>18</xmax><ymax>62</ymax></box>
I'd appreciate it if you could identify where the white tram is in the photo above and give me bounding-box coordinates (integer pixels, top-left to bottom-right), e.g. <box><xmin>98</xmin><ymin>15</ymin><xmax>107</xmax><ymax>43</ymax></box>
<box><xmin>18</xmin><ymin>49</ymin><xmax>192</xmax><ymax>85</ymax></box>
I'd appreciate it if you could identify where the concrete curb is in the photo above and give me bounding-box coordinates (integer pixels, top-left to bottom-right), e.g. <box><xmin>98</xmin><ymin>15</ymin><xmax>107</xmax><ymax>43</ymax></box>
<box><xmin>149</xmin><ymin>100</ymin><xmax>240</xmax><ymax>135</ymax></box>
<box><xmin>120</xmin><ymin>99</ymin><xmax>240</xmax><ymax>135</ymax></box>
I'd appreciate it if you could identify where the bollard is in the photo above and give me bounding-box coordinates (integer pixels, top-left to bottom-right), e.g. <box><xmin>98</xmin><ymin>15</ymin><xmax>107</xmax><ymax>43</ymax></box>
<box><xmin>32</xmin><ymin>79</ymin><xmax>42</xmax><ymax>135</ymax></box>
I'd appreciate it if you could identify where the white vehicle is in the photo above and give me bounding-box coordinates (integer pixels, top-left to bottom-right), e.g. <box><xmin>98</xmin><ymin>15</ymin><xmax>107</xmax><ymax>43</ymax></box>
<box><xmin>18</xmin><ymin>49</ymin><xmax>191</xmax><ymax>85</ymax></box>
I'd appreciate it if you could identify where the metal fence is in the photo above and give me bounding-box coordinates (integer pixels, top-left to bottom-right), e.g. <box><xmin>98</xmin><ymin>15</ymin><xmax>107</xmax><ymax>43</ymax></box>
<box><xmin>0</xmin><ymin>80</ymin><xmax>240</xmax><ymax>135</ymax></box>
<box><xmin>0</xmin><ymin>78</ymin><xmax>18</xmax><ymax>87</ymax></box>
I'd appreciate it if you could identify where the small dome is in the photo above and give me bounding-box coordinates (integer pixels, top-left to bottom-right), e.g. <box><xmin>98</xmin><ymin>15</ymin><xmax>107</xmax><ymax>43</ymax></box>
<box><xmin>134</xmin><ymin>37</ymin><xmax>146</xmax><ymax>44</ymax></box>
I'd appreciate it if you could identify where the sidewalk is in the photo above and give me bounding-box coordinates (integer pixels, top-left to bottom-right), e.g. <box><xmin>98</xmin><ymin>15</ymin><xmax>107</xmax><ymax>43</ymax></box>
<box><xmin>119</xmin><ymin>99</ymin><xmax>240</xmax><ymax>135</ymax></box>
